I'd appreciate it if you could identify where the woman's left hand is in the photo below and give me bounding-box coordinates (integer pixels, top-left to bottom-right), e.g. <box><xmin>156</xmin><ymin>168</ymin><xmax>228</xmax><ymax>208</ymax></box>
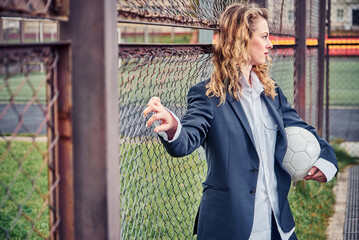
<box><xmin>303</xmin><ymin>166</ymin><xmax>327</xmax><ymax>183</ymax></box>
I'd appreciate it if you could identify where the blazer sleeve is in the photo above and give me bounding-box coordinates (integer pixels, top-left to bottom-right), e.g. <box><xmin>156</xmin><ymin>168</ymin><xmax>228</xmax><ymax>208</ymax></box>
<box><xmin>276</xmin><ymin>86</ymin><xmax>338</xmax><ymax>170</ymax></box>
<box><xmin>160</xmin><ymin>81</ymin><xmax>214</xmax><ymax>157</ymax></box>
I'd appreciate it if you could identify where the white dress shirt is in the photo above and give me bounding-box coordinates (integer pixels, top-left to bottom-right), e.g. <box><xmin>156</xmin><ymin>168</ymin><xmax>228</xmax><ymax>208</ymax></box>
<box><xmin>158</xmin><ymin>71</ymin><xmax>337</xmax><ymax>240</ymax></box>
<box><xmin>239</xmin><ymin>71</ymin><xmax>292</xmax><ymax>239</ymax></box>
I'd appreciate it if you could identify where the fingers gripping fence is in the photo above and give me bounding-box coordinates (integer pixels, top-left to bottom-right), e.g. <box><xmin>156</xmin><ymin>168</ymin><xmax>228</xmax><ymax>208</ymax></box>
<box><xmin>0</xmin><ymin>46</ymin><xmax>60</xmax><ymax>239</ymax></box>
<box><xmin>118</xmin><ymin>45</ymin><xmax>212</xmax><ymax>239</ymax></box>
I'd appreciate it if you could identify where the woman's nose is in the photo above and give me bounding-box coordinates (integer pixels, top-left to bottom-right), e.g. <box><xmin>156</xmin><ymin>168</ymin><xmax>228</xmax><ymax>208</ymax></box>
<box><xmin>267</xmin><ymin>39</ymin><xmax>273</xmax><ymax>49</ymax></box>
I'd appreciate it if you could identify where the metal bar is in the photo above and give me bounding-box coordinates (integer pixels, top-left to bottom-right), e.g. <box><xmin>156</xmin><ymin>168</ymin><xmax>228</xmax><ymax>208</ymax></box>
<box><xmin>56</xmin><ymin>44</ymin><xmax>74</xmax><ymax>240</ymax></box>
<box><xmin>294</xmin><ymin>0</ymin><xmax>306</xmax><ymax>120</ymax></box>
<box><xmin>316</xmin><ymin>0</ymin><xmax>326</xmax><ymax>136</ymax></box>
<box><xmin>325</xmin><ymin>43</ymin><xmax>330</xmax><ymax>141</ymax></box>
<box><xmin>118</xmin><ymin>19</ymin><xmax>218</xmax><ymax>31</ymax></box>
<box><xmin>118</xmin><ymin>43</ymin><xmax>214</xmax><ymax>57</ymax></box>
<box><xmin>0</xmin><ymin>11</ymin><xmax>69</xmax><ymax>21</ymax></box>
<box><xmin>0</xmin><ymin>41</ymin><xmax>71</xmax><ymax>49</ymax></box>
<box><xmin>326</xmin><ymin>43</ymin><xmax>359</xmax><ymax>46</ymax></box>
<box><xmin>0</xmin><ymin>19</ymin><xmax>3</xmax><ymax>43</ymax></box>
<box><xmin>47</xmin><ymin>49</ymin><xmax>56</xmax><ymax>240</ymax></box>
<box><xmin>19</xmin><ymin>20</ymin><xmax>24</xmax><ymax>43</ymax></box>
<box><xmin>327</xmin><ymin>35</ymin><xmax>359</xmax><ymax>38</ymax></box>
<box><xmin>273</xmin><ymin>44</ymin><xmax>298</xmax><ymax>49</ymax></box>
<box><xmin>118</xmin><ymin>43</ymin><xmax>298</xmax><ymax>56</ymax></box>
<box><xmin>60</xmin><ymin>0</ymin><xmax>120</xmax><ymax>239</ymax></box>
<box><xmin>327</xmin><ymin>0</ymin><xmax>331</xmax><ymax>38</ymax></box>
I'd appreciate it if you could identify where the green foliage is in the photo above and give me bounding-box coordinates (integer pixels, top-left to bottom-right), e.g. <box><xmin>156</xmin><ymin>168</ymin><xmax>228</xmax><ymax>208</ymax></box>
<box><xmin>289</xmin><ymin>180</ymin><xmax>336</xmax><ymax>239</ymax></box>
<box><xmin>0</xmin><ymin>141</ymin><xmax>49</xmax><ymax>239</ymax></box>
<box><xmin>120</xmin><ymin>142</ymin><xmax>206</xmax><ymax>239</ymax></box>
<box><xmin>0</xmin><ymin>72</ymin><xmax>47</xmax><ymax>103</ymax></box>
<box><xmin>329</xmin><ymin>58</ymin><xmax>359</xmax><ymax>107</ymax></box>
<box><xmin>1</xmin><ymin>141</ymin><xmax>357</xmax><ymax>239</ymax></box>
<box><xmin>289</xmin><ymin>145</ymin><xmax>358</xmax><ymax>239</ymax></box>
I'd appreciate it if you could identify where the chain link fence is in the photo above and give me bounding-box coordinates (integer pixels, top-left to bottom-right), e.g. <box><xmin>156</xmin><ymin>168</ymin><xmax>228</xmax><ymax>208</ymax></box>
<box><xmin>306</xmin><ymin>47</ymin><xmax>319</xmax><ymax>128</ymax></box>
<box><xmin>267</xmin><ymin>0</ymin><xmax>295</xmax><ymax>36</ymax></box>
<box><xmin>327</xmin><ymin>44</ymin><xmax>359</xmax><ymax>157</ymax></box>
<box><xmin>329</xmin><ymin>0</ymin><xmax>359</xmax><ymax>37</ymax></box>
<box><xmin>2</xmin><ymin>0</ymin><xmax>353</xmax><ymax>239</ymax></box>
<box><xmin>118</xmin><ymin>45</ymin><xmax>212</xmax><ymax>239</ymax></box>
<box><xmin>118</xmin><ymin>43</ymin><xmax>302</xmax><ymax>239</ymax></box>
<box><xmin>116</xmin><ymin>0</ymin><xmax>327</xmax><ymax>239</ymax></box>
<box><xmin>327</xmin><ymin>0</ymin><xmax>359</xmax><ymax>156</ymax></box>
<box><xmin>0</xmin><ymin>0</ymin><xmax>68</xmax><ymax>19</ymax></box>
<box><xmin>117</xmin><ymin>0</ymin><xmax>242</xmax><ymax>29</ymax></box>
<box><xmin>0</xmin><ymin>46</ymin><xmax>60</xmax><ymax>239</ymax></box>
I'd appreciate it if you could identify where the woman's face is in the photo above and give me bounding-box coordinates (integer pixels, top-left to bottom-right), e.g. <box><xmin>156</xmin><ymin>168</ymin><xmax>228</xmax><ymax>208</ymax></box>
<box><xmin>248</xmin><ymin>16</ymin><xmax>273</xmax><ymax>66</ymax></box>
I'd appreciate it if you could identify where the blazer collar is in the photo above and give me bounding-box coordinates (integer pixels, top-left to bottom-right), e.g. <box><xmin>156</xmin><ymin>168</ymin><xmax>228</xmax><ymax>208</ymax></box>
<box><xmin>227</xmin><ymin>91</ymin><xmax>286</xmax><ymax>148</ymax></box>
<box><xmin>228</xmin><ymin>95</ymin><xmax>256</xmax><ymax>147</ymax></box>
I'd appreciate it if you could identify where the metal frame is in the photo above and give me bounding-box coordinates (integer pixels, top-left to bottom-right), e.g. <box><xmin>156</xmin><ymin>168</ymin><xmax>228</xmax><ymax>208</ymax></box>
<box><xmin>317</xmin><ymin>0</ymin><xmax>326</xmax><ymax>136</ymax></box>
<box><xmin>0</xmin><ymin>41</ymin><xmax>70</xmax><ymax>239</ymax></box>
<box><xmin>0</xmin><ymin>0</ymin><xmax>70</xmax><ymax>21</ymax></box>
<box><xmin>294</xmin><ymin>0</ymin><xmax>306</xmax><ymax>120</ymax></box>
<box><xmin>59</xmin><ymin>1</ymin><xmax>120</xmax><ymax>239</ymax></box>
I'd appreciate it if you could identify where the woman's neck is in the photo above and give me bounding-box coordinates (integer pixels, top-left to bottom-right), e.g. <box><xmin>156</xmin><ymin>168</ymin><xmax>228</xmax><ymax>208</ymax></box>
<box><xmin>241</xmin><ymin>64</ymin><xmax>252</xmax><ymax>87</ymax></box>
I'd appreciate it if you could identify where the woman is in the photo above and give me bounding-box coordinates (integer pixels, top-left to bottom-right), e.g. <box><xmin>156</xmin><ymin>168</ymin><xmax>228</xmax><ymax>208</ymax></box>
<box><xmin>143</xmin><ymin>3</ymin><xmax>337</xmax><ymax>240</ymax></box>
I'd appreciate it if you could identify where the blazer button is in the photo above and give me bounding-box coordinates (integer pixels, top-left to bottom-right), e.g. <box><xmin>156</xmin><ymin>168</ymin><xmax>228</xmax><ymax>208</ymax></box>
<box><xmin>252</xmin><ymin>168</ymin><xmax>258</xmax><ymax>174</ymax></box>
<box><xmin>250</xmin><ymin>189</ymin><xmax>256</xmax><ymax>195</ymax></box>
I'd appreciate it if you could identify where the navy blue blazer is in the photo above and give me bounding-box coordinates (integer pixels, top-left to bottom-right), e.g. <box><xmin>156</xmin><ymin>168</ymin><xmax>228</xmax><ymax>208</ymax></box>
<box><xmin>160</xmin><ymin>80</ymin><xmax>338</xmax><ymax>240</ymax></box>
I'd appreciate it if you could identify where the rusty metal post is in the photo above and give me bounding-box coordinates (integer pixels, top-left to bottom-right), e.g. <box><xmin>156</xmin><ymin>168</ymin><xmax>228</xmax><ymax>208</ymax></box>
<box><xmin>56</xmin><ymin>44</ymin><xmax>74</xmax><ymax>240</ymax></box>
<box><xmin>316</xmin><ymin>0</ymin><xmax>326</xmax><ymax>136</ymax></box>
<box><xmin>0</xmin><ymin>19</ymin><xmax>3</xmax><ymax>43</ymax></box>
<box><xmin>294</xmin><ymin>0</ymin><xmax>306</xmax><ymax>120</ymax></box>
<box><xmin>59</xmin><ymin>0</ymin><xmax>120</xmax><ymax>239</ymax></box>
<box><xmin>325</xmin><ymin>44</ymin><xmax>330</xmax><ymax>141</ymax></box>
<box><xmin>19</xmin><ymin>20</ymin><xmax>24</xmax><ymax>43</ymax></box>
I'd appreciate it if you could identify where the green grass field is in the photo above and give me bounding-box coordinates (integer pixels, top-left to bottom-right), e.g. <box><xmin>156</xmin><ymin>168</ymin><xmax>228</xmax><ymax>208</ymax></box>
<box><xmin>0</xmin><ymin>72</ymin><xmax>47</xmax><ymax>103</ymax></box>
<box><xmin>0</xmin><ymin>141</ymin><xmax>49</xmax><ymax>239</ymax></box>
<box><xmin>1</xmin><ymin>141</ymin><xmax>357</xmax><ymax>239</ymax></box>
<box><xmin>328</xmin><ymin>58</ymin><xmax>359</xmax><ymax>106</ymax></box>
<box><xmin>0</xmin><ymin>56</ymin><xmax>358</xmax><ymax>238</ymax></box>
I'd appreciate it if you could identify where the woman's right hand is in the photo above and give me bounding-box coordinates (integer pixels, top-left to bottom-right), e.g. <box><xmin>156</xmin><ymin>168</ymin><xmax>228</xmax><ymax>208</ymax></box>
<box><xmin>143</xmin><ymin>97</ymin><xmax>178</xmax><ymax>140</ymax></box>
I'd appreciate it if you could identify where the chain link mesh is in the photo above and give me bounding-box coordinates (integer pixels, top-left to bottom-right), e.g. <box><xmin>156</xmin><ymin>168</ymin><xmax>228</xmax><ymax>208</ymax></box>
<box><xmin>327</xmin><ymin>44</ymin><xmax>359</xmax><ymax>143</ymax></box>
<box><xmin>117</xmin><ymin>0</ymin><xmax>244</xmax><ymax>29</ymax></box>
<box><xmin>267</xmin><ymin>0</ymin><xmax>295</xmax><ymax>36</ymax></box>
<box><xmin>329</xmin><ymin>0</ymin><xmax>359</xmax><ymax>37</ymax></box>
<box><xmin>118</xmin><ymin>44</ymin><xmax>298</xmax><ymax>239</ymax></box>
<box><xmin>305</xmin><ymin>47</ymin><xmax>319</xmax><ymax>127</ymax></box>
<box><xmin>0</xmin><ymin>0</ymin><xmax>62</xmax><ymax>17</ymax></box>
<box><xmin>0</xmin><ymin>47</ymin><xmax>59</xmax><ymax>239</ymax></box>
<box><xmin>118</xmin><ymin>46</ymin><xmax>212</xmax><ymax>239</ymax></box>
<box><xmin>271</xmin><ymin>47</ymin><xmax>295</xmax><ymax>105</ymax></box>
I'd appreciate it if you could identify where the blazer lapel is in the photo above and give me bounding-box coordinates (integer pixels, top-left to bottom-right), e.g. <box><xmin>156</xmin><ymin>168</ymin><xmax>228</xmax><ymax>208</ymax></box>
<box><xmin>227</xmin><ymin>96</ymin><xmax>256</xmax><ymax>147</ymax></box>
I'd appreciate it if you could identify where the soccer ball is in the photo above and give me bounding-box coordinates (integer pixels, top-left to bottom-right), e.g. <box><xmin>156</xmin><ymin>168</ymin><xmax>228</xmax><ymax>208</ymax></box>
<box><xmin>282</xmin><ymin>126</ymin><xmax>321</xmax><ymax>181</ymax></box>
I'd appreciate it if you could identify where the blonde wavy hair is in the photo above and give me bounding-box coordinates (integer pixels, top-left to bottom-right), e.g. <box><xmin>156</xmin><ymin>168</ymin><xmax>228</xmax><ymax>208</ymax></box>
<box><xmin>206</xmin><ymin>3</ymin><xmax>276</xmax><ymax>105</ymax></box>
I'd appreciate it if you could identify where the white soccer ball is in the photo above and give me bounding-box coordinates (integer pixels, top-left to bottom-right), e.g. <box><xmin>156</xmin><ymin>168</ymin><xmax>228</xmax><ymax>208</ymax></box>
<box><xmin>282</xmin><ymin>126</ymin><xmax>321</xmax><ymax>181</ymax></box>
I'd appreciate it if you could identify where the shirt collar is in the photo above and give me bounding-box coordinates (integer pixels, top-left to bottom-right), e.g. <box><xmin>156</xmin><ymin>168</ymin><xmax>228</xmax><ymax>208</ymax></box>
<box><xmin>239</xmin><ymin>71</ymin><xmax>264</xmax><ymax>97</ymax></box>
